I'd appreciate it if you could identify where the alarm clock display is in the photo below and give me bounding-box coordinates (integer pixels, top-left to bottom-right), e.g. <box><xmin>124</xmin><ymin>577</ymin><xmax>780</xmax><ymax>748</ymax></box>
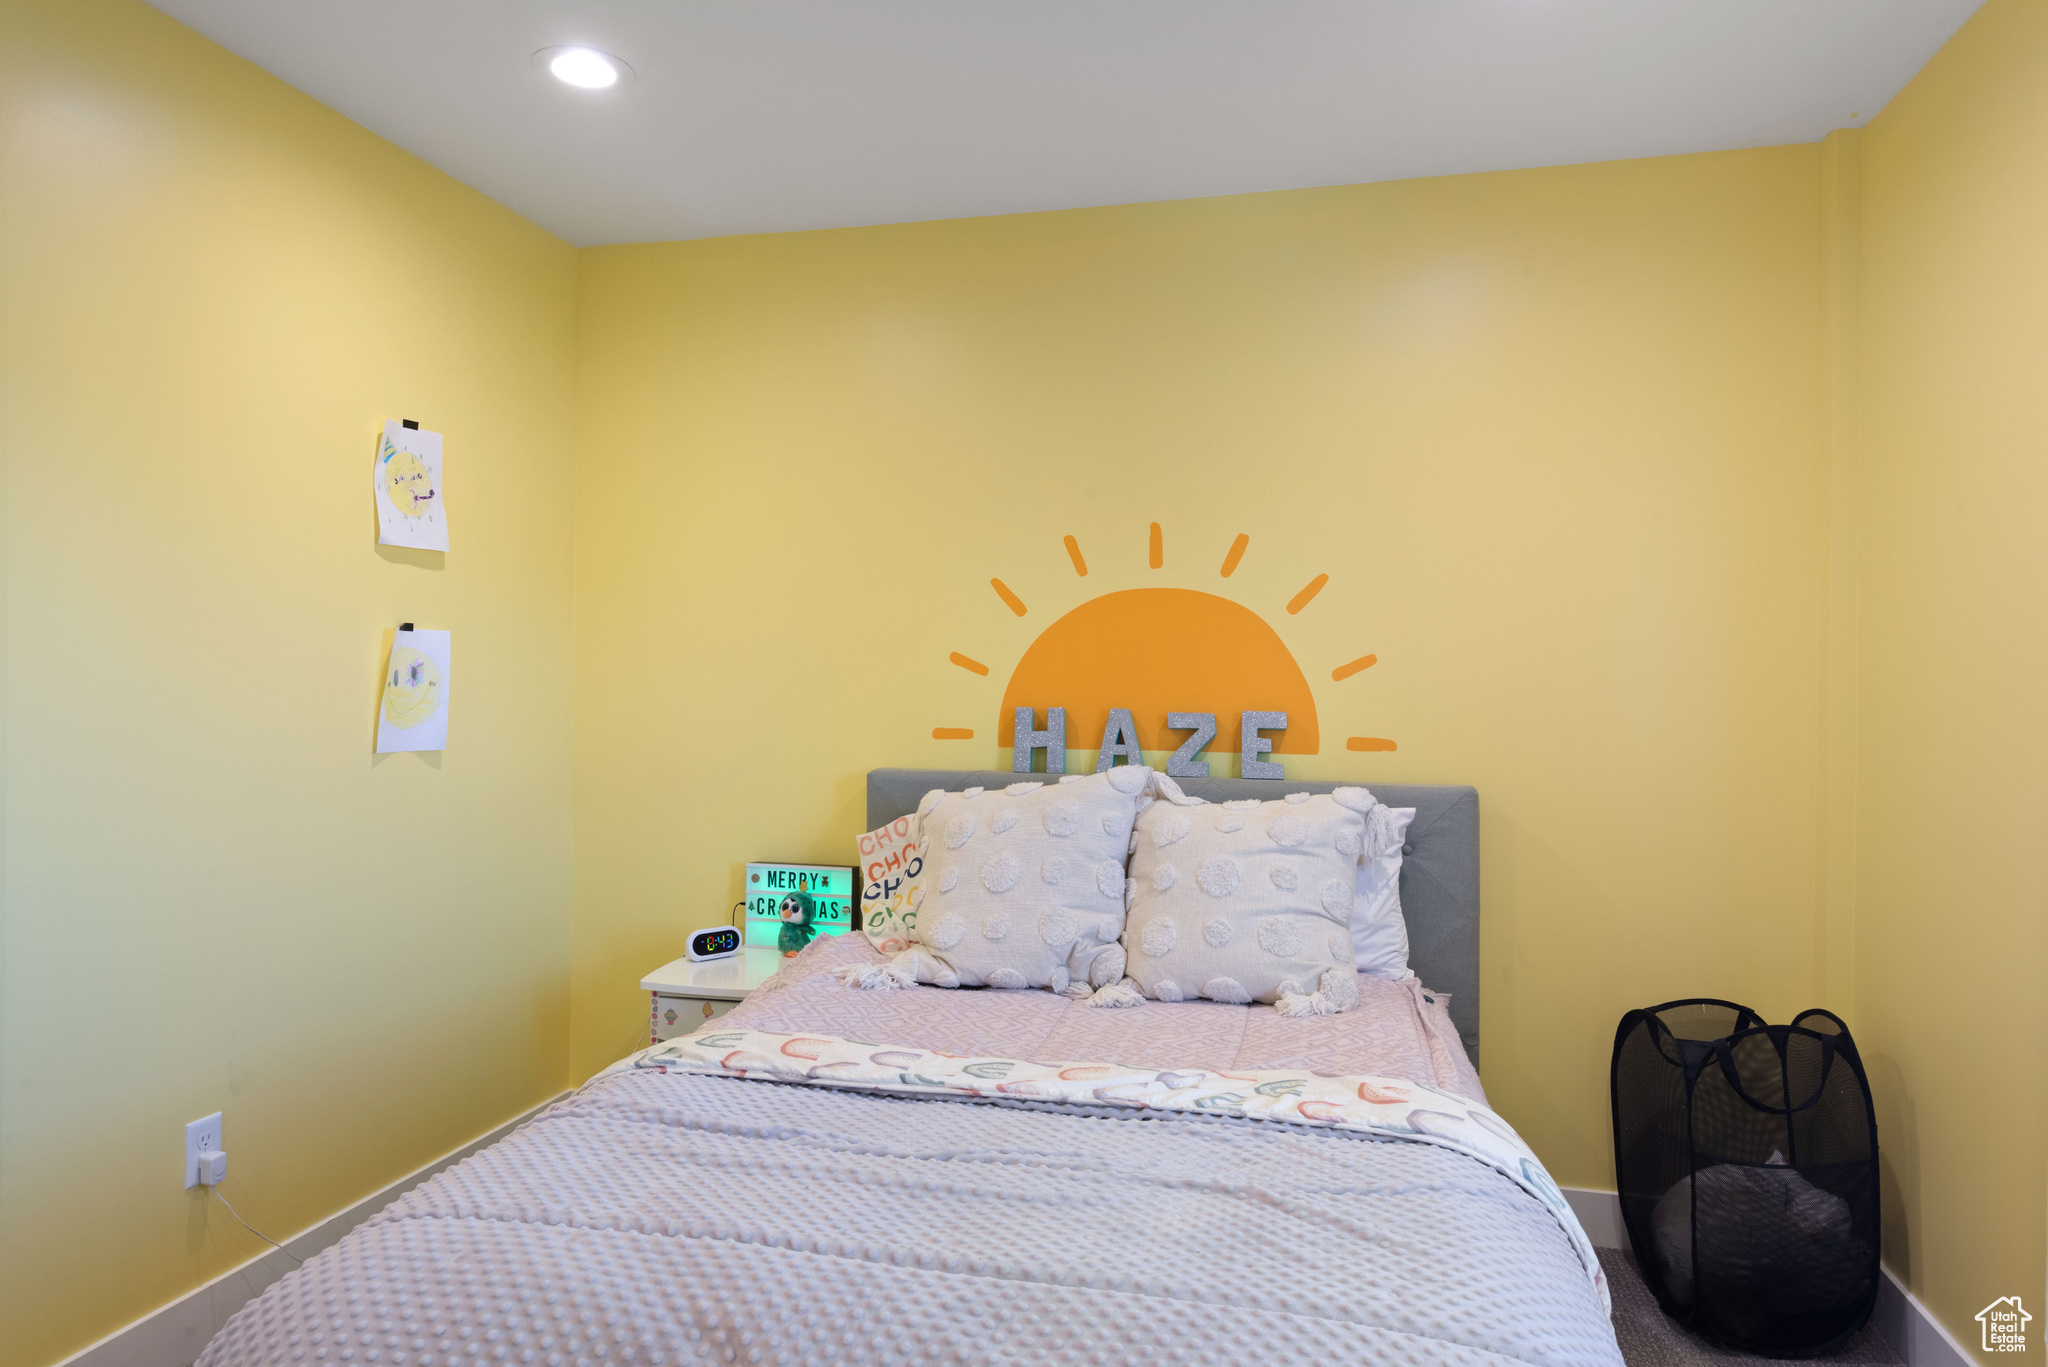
<box><xmin>686</xmin><ymin>926</ymin><xmax>742</xmax><ymax>962</ymax></box>
<box><xmin>743</xmin><ymin>862</ymin><xmax>856</xmax><ymax>949</ymax></box>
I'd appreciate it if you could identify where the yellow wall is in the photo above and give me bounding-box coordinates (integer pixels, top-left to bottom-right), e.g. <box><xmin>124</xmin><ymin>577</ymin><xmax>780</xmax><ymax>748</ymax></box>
<box><xmin>0</xmin><ymin>3</ymin><xmax>578</xmax><ymax>1364</ymax></box>
<box><xmin>1852</xmin><ymin>0</ymin><xmax>2048</xmax><ymax>1350</ymax></box>
<box><xmin>569</xmin><ymin>149</ymin><xmax>1837</xmax><ymax>1198</ymax></box>
<box><xmin>8</xmin><ymin>1</ymin><xmax>2038</xmax><ymax>1360</ymax></box>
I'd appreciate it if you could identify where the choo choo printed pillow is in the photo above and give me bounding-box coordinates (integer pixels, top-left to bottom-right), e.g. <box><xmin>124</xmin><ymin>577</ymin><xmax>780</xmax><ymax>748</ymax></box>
<box><xmin>1120</xmin><ymin>779</ymin><xmax>1370</xmax><ymax>1015</ymax></box>
<box><xmin>856</xmin><ymin>812</ymin><xmax>927</xmax><ymax>956</ymax></box>
<box><xmin>837</xmin><ymin>766</ymin><xmax>1154</xmax><ymax>1000</ymax></box>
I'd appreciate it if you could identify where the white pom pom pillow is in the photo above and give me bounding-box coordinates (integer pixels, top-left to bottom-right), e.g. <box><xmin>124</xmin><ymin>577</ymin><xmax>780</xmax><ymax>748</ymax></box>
<box><xmin>1351</xmin><ymin>804</ymin><xmax>1417</xmax><ymax>979</ymax></box>
<box><xmin>1121</xmin><ymin>780</ymin><xmax>1371</xmax><ymax>1015</ymax></box>
<box><xmin>840</xmin><ymin>766</ymin><xmax>1154</xmax><ymax>997</ymax></box>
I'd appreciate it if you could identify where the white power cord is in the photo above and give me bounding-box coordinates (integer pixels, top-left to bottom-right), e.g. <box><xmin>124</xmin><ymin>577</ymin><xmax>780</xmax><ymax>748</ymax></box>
<box><xmin>201</xmin><ymin>1164</ymin><xmax>303</xmax><ymax>1267</ymax></box>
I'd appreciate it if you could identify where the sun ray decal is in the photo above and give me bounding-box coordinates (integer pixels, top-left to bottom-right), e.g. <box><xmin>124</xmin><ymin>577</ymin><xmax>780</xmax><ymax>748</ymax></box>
<box><xmin>1286</xmin><ymin>573</ymin><xmax>1329</xmax><ymax>615</ymax></box>
<box><xmin>936</xmin><ymin>528</ymin><xmax>1396</xmax><ymax>766</ymax></box>
<box><xmin>1063</xmin><ymin>535</ymin><xmax>1088</xmax><ymax>576</ymax></box>
<box><xmin>1332</xmin><ymin>654</ymin><xmax>1377</xmax><ymax>681</ymax></box>
<box><xmin>1220</xmin><ymin>533</ymin><xmax>1249</xmax><ymax>578</ymax></box>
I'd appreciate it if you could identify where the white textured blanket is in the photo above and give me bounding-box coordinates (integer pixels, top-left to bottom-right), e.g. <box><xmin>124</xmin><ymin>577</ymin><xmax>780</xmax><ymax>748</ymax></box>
<box><xmin>617</xmin><ymin>1027</ymin><xmax>1604</xmax><ymax>1305</ymax></box>
<box><xmin>198</xmin><ymin>1028</ymin><xmax>1620</xmax><ymax>1367</ymax></box>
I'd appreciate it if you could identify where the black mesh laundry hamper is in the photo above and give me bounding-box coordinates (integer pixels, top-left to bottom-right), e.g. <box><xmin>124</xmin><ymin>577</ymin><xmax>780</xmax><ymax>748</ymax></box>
<box><xmin>1611</xmin><ymin>1000</ymin><xmax>1879</xmax><ymax>1358</ymax></box>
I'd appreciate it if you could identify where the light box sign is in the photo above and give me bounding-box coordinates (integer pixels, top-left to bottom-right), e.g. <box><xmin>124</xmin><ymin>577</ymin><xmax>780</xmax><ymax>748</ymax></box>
<box><xmin>744</xmin><ymin>863</ymin><xmax>856</xmax><ymax>949</ymax></box>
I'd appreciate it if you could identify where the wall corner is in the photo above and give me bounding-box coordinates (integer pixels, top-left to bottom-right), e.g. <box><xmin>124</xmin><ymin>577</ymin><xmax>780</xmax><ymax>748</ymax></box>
<box><xmin>1817</xmin><ymin>126</ymin><xmax>1863</xmax><ymax>1019</ymax></box>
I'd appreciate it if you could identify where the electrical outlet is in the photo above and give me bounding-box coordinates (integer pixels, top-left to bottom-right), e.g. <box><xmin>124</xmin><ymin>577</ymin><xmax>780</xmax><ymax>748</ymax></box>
<box><xmin>185</xmin><ymin>1112</ymin><xmax>222</xmax><ymax>1189</ymax></box>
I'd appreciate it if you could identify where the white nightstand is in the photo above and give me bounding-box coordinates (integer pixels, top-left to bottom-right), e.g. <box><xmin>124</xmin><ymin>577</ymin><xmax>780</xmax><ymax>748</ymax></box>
<box><xmin>641</xmin><ymin>945</ymin><xmax>787</xmax><ymax>1043</ymax></box>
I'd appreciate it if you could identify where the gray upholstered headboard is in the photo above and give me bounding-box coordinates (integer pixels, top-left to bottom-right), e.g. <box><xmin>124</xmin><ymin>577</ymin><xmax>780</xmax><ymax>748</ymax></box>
<box><xmin>865</xmin><ymin>770</ymin><xmax>1481</xmax><ymax>1062</ymax></box>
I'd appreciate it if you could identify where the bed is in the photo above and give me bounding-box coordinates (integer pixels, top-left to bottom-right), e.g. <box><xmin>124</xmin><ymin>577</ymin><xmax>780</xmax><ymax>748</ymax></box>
<box><xmin>197</xmin><ymin>771</ymin><xmax>1619</xmax><ymax>1367</ymax></box>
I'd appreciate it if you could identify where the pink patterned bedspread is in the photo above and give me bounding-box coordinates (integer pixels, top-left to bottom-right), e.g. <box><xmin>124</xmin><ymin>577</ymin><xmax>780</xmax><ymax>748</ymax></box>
<box><xmin>725</xmin><ymin>932</ymin><xmax>1487</xmax><ymax>1103</ymax></box>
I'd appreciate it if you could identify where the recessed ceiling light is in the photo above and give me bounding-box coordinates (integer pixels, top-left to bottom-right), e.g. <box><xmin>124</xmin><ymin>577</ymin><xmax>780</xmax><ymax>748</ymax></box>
<box><xmin>534</xmin><ymin>45</ymin><xmax>633</xmax><ymax>91</ymax></box>
<box><xmin>550</xmin><ymin>48</ymin><xmax>617</xmax><ymax>88</ymax></box>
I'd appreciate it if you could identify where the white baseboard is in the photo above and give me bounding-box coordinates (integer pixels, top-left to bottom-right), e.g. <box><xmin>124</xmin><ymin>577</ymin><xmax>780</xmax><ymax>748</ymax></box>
<box><xmin>1875</xmin><ymin>1264</ymin><xmax>1975</xmax><ymax>1367</ymax></box>
<box><xmin>1563</xmin><ymin>1185</ymin><xmax>1626</xmax><ymax>1248</ymax></box>
<box><xmin>1560</xmin><ymin>1187</ymin><xmax>1973</xmax><ymax>1367</ymax></box>
<box><xmin>51</xmin><ymin>1090</ymin><xmax>571</xmax><ymax>1367</ymax></box>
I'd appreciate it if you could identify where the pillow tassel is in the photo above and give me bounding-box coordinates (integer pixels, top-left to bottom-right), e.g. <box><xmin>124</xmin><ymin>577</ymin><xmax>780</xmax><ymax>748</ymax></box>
<box><xmin>1082</xmin><ymin>977</ymin><xmax>1146</xmax><ymax>1009</ymax></box>
<box><xmin>1276</xmin><ymin>966</ymin><xmax>1362</xmax><ymax>1018</ymax></box>
<box><xmin>1274</xmin><ymin>988</ymin><xmax>1339</xmax><ymax>1017</ymax></box>
<box><xmin>833</xmin><ymin>960</ymin><xmax>914</xmax><ymax>992</ymax></box>
<box><xmin>1363</xmin><ymin>802</ymin><xmax>1405</xmax><ymax>860</ymax></box>
<box><xmin>835</xmin><ymin>949</ymin><xmax>958</xmax><ymax>992</ymax></box>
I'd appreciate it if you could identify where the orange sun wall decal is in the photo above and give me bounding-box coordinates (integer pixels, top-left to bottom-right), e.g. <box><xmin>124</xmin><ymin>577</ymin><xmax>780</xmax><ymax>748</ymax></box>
<box><xmin>934</xmin><ymin>528</ymin><xmax>1396</xmax><ymax>759</ymax></box>
<box><xmin>1001</xmin><ymin>588</ymin><xmax>1319</xmax><ymax>753</ymax></box>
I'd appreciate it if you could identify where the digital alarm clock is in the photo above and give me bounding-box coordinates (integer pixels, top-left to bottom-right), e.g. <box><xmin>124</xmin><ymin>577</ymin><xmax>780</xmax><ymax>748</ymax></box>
<box><xmin>685</xmin><ymin>926</ymin><xmax>742</xmax><ymax>962</ymax></box>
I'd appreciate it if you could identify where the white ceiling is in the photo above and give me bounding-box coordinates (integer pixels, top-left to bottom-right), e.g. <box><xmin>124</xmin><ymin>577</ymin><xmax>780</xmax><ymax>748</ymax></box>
<box><xmin>148</xmin><ymin>0</ymin><xmax>1982</xmax><ymax>248</ymax></box>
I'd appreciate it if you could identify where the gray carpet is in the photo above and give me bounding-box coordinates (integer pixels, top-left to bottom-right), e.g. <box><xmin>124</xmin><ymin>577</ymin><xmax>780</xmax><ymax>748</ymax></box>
<box><xmin>1600</xmin><ymin>1249</ymin><xmax>1901</xmax><ymax>1365</ymax></box>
